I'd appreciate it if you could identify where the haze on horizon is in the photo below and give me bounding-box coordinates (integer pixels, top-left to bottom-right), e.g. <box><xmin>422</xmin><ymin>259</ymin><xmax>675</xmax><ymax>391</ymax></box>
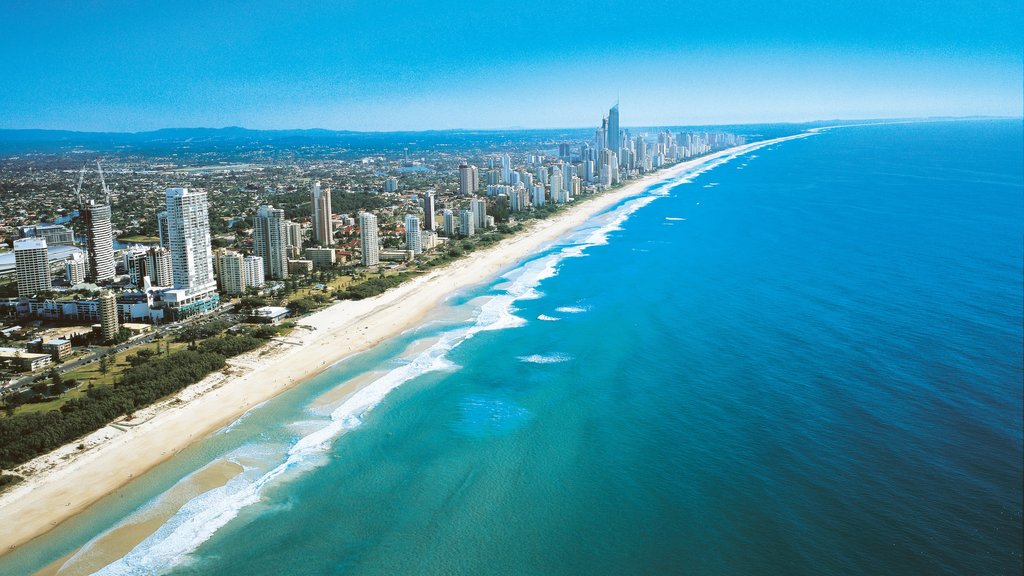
<box><xmin>1</xmin><ymin>0</ymin><xmax>1021</xmax><ymax>133</ymax></box>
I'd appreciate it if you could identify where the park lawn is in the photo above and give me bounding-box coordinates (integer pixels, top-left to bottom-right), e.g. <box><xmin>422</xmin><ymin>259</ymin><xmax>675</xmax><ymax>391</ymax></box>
<box><xmin>117</xmin><ymin>234</ymin><xmax>161</xmax><ymax>244</ymax></box>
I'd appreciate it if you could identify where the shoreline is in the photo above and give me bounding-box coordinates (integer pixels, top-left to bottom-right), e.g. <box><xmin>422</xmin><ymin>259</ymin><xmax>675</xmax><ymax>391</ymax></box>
<box><xmin>0</xmin><ymin>132</ymin><xmax>813</xmax><ymax>557</ymax></box>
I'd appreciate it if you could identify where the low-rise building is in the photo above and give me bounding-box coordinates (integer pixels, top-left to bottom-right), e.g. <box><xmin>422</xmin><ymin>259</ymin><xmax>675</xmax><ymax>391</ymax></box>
<box><xmin>0</xmin><ymin>347</ymin><xmax>53</xmax><ymax>372</ymax></box>
<box><xmin>251</xmin><ymin>306</ymin><xmax>290</xmax><ymax>324</ymax></box>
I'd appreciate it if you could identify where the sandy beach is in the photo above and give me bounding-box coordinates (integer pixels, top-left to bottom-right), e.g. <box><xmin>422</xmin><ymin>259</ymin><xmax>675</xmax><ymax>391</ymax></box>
<box><xmin>0</xmin><ymin>134</ymin><xmax>810</xmax><ymax>557</ymax></box>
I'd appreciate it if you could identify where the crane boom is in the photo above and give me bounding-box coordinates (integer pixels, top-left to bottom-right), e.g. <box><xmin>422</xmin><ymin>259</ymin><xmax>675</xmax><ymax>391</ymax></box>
<box><xmin>73</xmin><ymin>164</ymin><xmax>86</xmax><ymax>206</ymax></box>
<box><xmin>96</xmin><ymin>158</ymin><xmax>111</xmax><ymax>204</ymax></box>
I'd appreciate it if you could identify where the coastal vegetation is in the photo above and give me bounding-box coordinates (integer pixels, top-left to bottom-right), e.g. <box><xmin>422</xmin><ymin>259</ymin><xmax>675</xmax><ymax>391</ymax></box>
<box><xmin>0</xmin><ymin>330</ymin><xmax>272</xmax><ymax>471</ymax></box>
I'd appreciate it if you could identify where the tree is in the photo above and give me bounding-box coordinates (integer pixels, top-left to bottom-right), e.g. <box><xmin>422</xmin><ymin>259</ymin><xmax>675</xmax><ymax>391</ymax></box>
<box><xmin>99</xmin><ymin>355</ymin><xmax>109</xmax><ymax>374</ymax></box>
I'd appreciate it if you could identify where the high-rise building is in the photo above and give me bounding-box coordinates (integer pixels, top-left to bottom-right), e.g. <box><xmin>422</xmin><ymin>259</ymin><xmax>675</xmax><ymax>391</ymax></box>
<box><xmin>145</xmin><ymin>247</ymin><xmax>173</xmax><ymax>287</ymax></box>
<box><xmin>607</xmin><ymin>103</ymin><xmax>620</xmax><ymax>157</ymax></box>
<box><xmin>215</xmin><ymin>250</ymin><xmax>246</xmax><ymax>296</ymax></box>
<box><xmin>422</xmin><ymin>191</ymin><xmax>437</xmax><ymax>230</ymax></box>
<box><xmin>254</xmin><ymin>204</ymin><xmax>289</xmax><ymax>279</ymax></box>
<box><xmin>405</xmin><ymin>214</ymin><xmax>423</xmax><ymax>254</ymax></box>
<box><xmin>500</xmin><ymin>154</ymin><xmax>512</xmax><ymax>184</ymax></box>
<box><xmin>442</xmin><ymin>209</ymin><xmax>455</xmax><ymax>236</ymax></box>
<box><xmin>359</xmin><ymin>212</ymin><xmax>380</xmax><ymax>266</ymax></box>
<box><xmin>81</xmin><ymin>200</ymin><xmax>115</xmax><ymax>282</ymax></box>
<box><xmin>550</xmin><ymin>170</ymin><xmax>565</xmax><ymax>203</ymax></box>
<box><xmin>459</xmin><ymin>164</ymin><xmax>478</xmax><ymax>196</ymax></box>
<box><xmin>65</xmin><ymin>251</ymin><xmax>86</xmax><ymax>285</ymax></box>
<box><xmin>163</xmin><ymin>188</ymin><xmax>218</xmax><ymax>317</ymax></box>
<box><xmin>123</xmin><ymin>245</ymin><xmax>149</xmax><ymax>287</ymax></box>
<box><xmin>157</xmin><ymin>211</ymin><xmax>169</xmax><ymax>248</ymax></box>
<box><xmin>384</xmin><ymin>177</ymin><xmax>399</xmax><ymax>193</ymax></box>
<box><xmin>285</xmin><ymin>220</ymin><xmax>303</xmax><ymax>257</ymax></box>
<box><xmin>14</xmin><ymin>237</ymin><xmax>51</xmax><ymax>298</ymax></box>
<box><xmin>532</xmin><ymin>184</ymin><xmax>546</xmax><ymax>207</ymax></box>
<box><xmin>98</xmin><ymin>290</ymin><xmax>119</xmax><ymax>342</ymax></box>
<box><xmin>310</xmin><ymin>181</ymin><xmax>333</xmax><ymax>247</ymax></box>
<box><xmin>470</xmin><ymin>199</ymin><xmax>487</xmax><ymax>229</ymax></box>
<box><xmin>243</xmin><ymin>255</ymin><xmax>265</xmax><ymax>290</ymax></box>
<box><xmin>459</xmin><ymin>209</ymin><xmax>475</xmax><ymax>237</ymax></box>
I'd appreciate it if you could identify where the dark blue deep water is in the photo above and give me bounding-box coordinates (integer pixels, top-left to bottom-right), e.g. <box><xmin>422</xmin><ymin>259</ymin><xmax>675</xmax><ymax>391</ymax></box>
<box><xmin>5</xmin><ymin>120</ymin><xmax>1021</xmax><ymax>575</ymax></box>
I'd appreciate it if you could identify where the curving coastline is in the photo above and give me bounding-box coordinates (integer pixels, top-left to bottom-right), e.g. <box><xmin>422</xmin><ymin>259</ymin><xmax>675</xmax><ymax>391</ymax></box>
<box><xmin>0</xmin><ymin>131</ymin><xmax>815</xmax><ymax>557</ymax></box>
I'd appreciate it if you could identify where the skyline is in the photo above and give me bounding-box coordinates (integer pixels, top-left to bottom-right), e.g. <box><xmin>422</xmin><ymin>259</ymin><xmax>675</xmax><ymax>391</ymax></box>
<box><xmin>2</xmin><ymin>0</ymin><xmax>1022</xmax><ymax>132</ymax></box>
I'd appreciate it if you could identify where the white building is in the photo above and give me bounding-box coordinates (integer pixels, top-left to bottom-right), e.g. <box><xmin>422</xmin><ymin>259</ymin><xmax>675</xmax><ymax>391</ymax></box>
<box><xmin>163</xmin><ymin>188</ymin><xmax>219</xmax><ymax>317</ymax></box>
<box><xmin>470</xmin><ymin>199</ymin><xmax>487</xmax><ymax>229</ymax></box>
<box><xmin>359</xmin><ymin>212</ymin><xmax>380</xmax><ymax>266</ymax></box>
<box><xmin>243</xmin><ymin>255</ymin><xmax>265</xmax><ymax>290</ymax></box>
<box><xmin>14</xmin><ymin>237</ymin><xmax>51</xmax><ymax>298</ymax></box>
<box><xmin>254</xmin><ymin>204</ymin><xmax>289</xmax><ymax>279</ymax></box>
<box><xmin>459</xmin><ymin>164</ymin><xmax>478</xmax><ymax>196</ymax></box>
<box><xmin>98</xmin><ymin>290</ymin><xmax>119</xmax><ymax>342</ymax></box>
<box><xmin>405</xmin><ymin>214</ymin><xmax>422</xmax><ymax>254</ymax></box>
<box><xmin>459</xmin><ymin>209</ymin><xmax>475</xmax><ymax>237</ymax></box>
<box><xmin>81</xmin><ymin>200</ymin><xmax>116</xmax><ymax>282</ymax></box>
<box><xmin>65</xmin><ymin>251</ymin><xmax>87</xmax><ymax>285</ymax></box>
<box><xmin>442</xmin><ymin>209</ymin><xmax>455</xmax><ymax>236</ymax></box>
<box><xmin>145</xmin><ymin>247</ymin><xmax>173</xmax><ymax>287</ymax></box>
<box><xmin>215</xmin><ymin>250</ymin><xmax>246</xmax><ymax>296</ymax></box>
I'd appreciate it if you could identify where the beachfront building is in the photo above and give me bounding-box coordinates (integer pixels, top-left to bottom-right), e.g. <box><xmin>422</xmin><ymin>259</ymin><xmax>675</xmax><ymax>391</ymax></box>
<box><xmin>243</xmin><ymin>255</ymin><xmax>265</xmax><ymax>290</ymax></box>
<box><xmin>359</xmin><ymin>212</ymin><xmax>380</xmax><ymax>266</ymax></box>
<box><xmin>285</xmin><ymin>220</ymin><xmax>304</xmax><ymax>257</ymax></box>
<box><xmin>162</xmin><ymin>187</ymin><xmax>219</xmax><ymax>318</ymax></box>
<box><xmin>310</xmin><ymin>181</ymin><xmax>333</xmax><ymax>247</ymax></box>
<box><xmin>81</xmin><ymin>200</ymin><xmax>116</xmax><ymax>282</ymax></box>
<box><xmin>422</xmin><ymin>191</ymin><xmax>437</xmax><ymax>230</ymax></box>
<box><xmin>608</xmin><ymin>102</ymin><xmax>620</xmax><ymax>158</ymax></box>
<box><xmin>459</xmin><ymin>209</ymin><xmax>475</xmax><ymax>237</ymax></box>
<box><xmin>215</xmin><ymin>250</ymin><xmax>246</xmax><ymax>296</ymax></box>
<box><xmin>98</xmin><ymin>290</ymin><xmax>119</xmax><ymax>342</ymax></box>
<box><xmin>14</xmin><ymin>237</ymin><xmax>51</xmax><ymax>298</ymax></box>
<box><xmin>532</xmin><ymin>184</ymin><xmax>546</xmax><ymax>207</ymax></box>
<box><xmin>442</xmin><ymin>209</ymin><xmax>455</xmax><ymax>236</ymax></box>
<box><xmin>254</xmin><ymin>204</ymin><xmax>289</xmax><ymax>280</ymax></box>
<box><xmin>470</xmin><ymin>199</ymin><xmax>487</xmax><ymax>230</ymax></box>
<box><xmin>405</xmin><ymin>214</ymin><xmax>423</xmax><ymax>254</ymax></box>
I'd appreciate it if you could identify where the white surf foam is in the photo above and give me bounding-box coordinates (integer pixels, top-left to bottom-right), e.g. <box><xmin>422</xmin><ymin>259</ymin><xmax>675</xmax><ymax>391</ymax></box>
<box><xmin>517</xmin><ymin>353</ymin><xmax>573</xmax><ymax>364</ymax></box>
<box><xmin>554</xmin><ymin>306</ymin><xmax>588</xmax><ymax>314</ymax></box>
<box><xmin>537</xmin><ymin>314</ymin><xmax>560</xmax><ymax>321</ymax></box>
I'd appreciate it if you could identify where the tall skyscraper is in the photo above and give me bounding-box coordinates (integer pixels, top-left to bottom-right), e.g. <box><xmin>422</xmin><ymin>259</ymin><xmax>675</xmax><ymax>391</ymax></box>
<box><xmin>470</xmin><ymin>199</ymin><xmax>487</xmax><ymax>229</ymax></box>
<box><xmin>254</xmin><ymin>204</ymin><xmax>289</xmax><ymax>280</ymax></box>
<box><xmin>459</xmin><ymin>209</ymin><xmax>475</xmax><ymax>237</ymax></box>
<box><xmin>500</xmin><ymin>154</ymin><xmax>512</xmax><ymax>184</ymax></box>
<box><xmin>244</xmin><ymin>255</ymin><xmax>265</xmax><ymax>291</ymax></box>
<box><xmin>285</xmin><ymin>220</ymin><xmax>303</xmax><ymax>257</ymax></box>
<box><xmin>215</xmin><ymin>250</ymin><xmax>246</xmax><ymax>296</ymax></box>
<box><xmin>359</xmin><ymin>212</ymin><xmax>380</xmax><ymax>266</ymax></box>
<box><xmin>550</xmin><ymin>170</ymin><xmax>565</xmax><ymax>203</ymax></box>
<box><xmin>157</xmin><ymin>211</ymin><xmax>169</xmax><ymax>248</ymax></box>
<box><xmin>459</xmin><ymin>164</ymin><xmax>479</xmax><ymax>196</ymax></box>
<box><xmin>443</xmin><ymin>209</ymin><xmax>455</xmax><ymax>236</ymax></box>
<box><xmin>405</xmin><ymin>214</ymin><xmax>423</xmax><ymax>254</ymax></box>
<box><xmin>81</xmin><ymin>200</ymin><xmax>115</xmax><ymax>282</ymax></box>
<box><xmin>145</xmin><ymin>247</ymin><xmax>173</xmax><ymax>287</ymax></box>
<box><xmin>98</xmin><ymin>290</ymin><xmax>119</xmax><ymax>342</ymax></box>
<box><xmin>310</xmin><ymin>181</ymin><xmax>333</xmax><ymax>247</ymax></box>
<box><xmin>422</xmin><ymin>191</ymin><xmax>437</xmax><ymax>230</ymax></box>
<box><xmin>607</xmin><ymin>103</ymin><xmax>620</xmax><ymax>158</ymax></box>
<box><xmin>164</xmin><ymin>188</ymin><xmax>218</xmax><ymax>315</ymax></box>
<box><xmin>14</xmin><ymin>237</ymin><xmax>51</xmax><ymax>298</ymax></box>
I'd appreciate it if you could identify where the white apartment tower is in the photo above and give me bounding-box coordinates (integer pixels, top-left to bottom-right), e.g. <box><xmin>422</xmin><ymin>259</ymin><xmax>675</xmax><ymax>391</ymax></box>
<box><xmin>459</xmin><ymin>209</ymin><xmax>475</xmax><ymax>237</ymax></box>
<box><xmin>14</xmin><ymin>237</ymin><xmax>51</xmax><ymax>298</ymax></box>
<box><xmin>359</xmin><ymin>212</ymin><xmax>380</xmax><ymax>266</ymax></box>
<box><xmin>310</xmin><ymin>181</ymin><xmax>333</xmax><ymax>247</ymax></box>
<box><xmin>405</xmin><ymin>214</ymin><xmax>423</xmax><ymax>254</ymax></box>
<box><xmin>164</xmin><ymin>187</ymin><xmax>217</xmax><ymax>300</ymax></box>
<box><xmin>81</xmin><ymin>200</ymin><xmax>116</xmax><ymax>282</ymax></box>
<box><xmin>254</xmin><ymin>204</ymin><xmax>289</xmax><ymax>279</ymax></box>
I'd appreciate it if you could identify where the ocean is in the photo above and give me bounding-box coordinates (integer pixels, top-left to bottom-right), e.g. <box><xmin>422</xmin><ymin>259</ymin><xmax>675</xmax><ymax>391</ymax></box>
<box><xmin>5</xmin><ymin>120</ymin><xmax>1022</xmax><ymax>575</ymax></box>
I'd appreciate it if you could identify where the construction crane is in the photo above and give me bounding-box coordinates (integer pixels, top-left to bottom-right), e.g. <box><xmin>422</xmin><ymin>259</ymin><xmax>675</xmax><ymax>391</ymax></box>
<box><xmin>96</xmin><ymin>158</ymin><xmax>111</xmax><ymax>204</ymax></box>
<box><xmin>73</xmin><ymin>164</ymin><xmax>87</xmax><ymax>206</ymax></box>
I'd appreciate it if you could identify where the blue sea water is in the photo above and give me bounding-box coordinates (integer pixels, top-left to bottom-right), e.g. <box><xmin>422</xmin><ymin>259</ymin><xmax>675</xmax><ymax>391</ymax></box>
<box><xmin>4</xmin><ymin>120</ymin><xmax>1021</xmax><ymax>575</ymax></box>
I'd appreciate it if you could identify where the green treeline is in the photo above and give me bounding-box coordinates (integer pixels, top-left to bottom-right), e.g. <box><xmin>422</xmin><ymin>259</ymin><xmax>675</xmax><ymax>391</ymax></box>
<box><xmin>0</xmin><ymin>334</ymin><xmax>264</xmax><ymax>470</ymax></box>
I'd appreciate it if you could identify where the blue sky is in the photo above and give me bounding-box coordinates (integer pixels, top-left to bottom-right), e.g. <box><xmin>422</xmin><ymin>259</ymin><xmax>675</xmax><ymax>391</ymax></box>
<box><xmin>1</xmin><ymin>0</ymin><xmax>1021</xmax><ymax>131</ymax></box>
